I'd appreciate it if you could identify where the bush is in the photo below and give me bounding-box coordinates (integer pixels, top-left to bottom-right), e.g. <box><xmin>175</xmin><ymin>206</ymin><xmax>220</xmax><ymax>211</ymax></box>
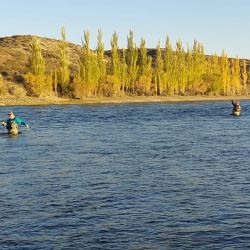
<box><xmin>8</xmin><ymin>84</ymin><xmax>27</xmax><ymax>97</ymax></box>
<box><xmin>24</xmin><ymin>73</ymin><xmax>52</xmax><ymax>97</ymax></box>
<box><xmin>0</xmin><ymin>74</ymin><xmax>7</xmax><ymax>95</ymax></box>
<box><xmin>104</xmin><ymin>75</ymin><xmax>121</xmax><ymax>97</ymax></box>
<box><xmin>136</xmin><ymin>75</ymin><xmax>152</xmax><ymax>96</ymax></box>
<box><xmin>73</xmin><ymin>77</ymin><xmax>89</xmax><ymax>98</ymax></box>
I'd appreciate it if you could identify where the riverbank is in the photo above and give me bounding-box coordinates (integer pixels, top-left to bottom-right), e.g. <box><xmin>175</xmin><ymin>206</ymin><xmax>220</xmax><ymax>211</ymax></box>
<box><xmin>0</xmin><ymin>95</ymin><xmax>249</xmax><ymax>106</ymax></box>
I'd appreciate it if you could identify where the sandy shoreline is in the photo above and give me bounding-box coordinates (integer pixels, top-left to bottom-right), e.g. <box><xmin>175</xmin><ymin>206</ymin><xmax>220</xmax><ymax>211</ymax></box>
<box><xmin>0</xmin><ymin>95</ymin><xmax>249</xmax><ymax>106</ymax></box>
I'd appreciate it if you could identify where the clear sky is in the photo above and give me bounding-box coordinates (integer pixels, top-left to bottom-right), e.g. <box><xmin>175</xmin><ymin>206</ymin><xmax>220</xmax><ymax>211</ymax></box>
<box><xmin>1</xmin><ymin>0</ymin><xmax>250</xmax><ymax>59</ymax></box>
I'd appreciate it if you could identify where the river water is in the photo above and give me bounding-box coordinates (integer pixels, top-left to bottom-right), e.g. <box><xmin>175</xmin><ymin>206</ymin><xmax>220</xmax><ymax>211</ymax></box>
<box><xmin>0</xmin><ymin>101</ymin><xmax>250</xmax><ymax>249</ymax></box>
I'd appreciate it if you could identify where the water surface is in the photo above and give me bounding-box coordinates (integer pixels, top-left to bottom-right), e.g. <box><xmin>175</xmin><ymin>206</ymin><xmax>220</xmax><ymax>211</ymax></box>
<box><xmin>0</xmin><ymin>101</ymin><xmax>250</xmax><ymax>249</ymax></box>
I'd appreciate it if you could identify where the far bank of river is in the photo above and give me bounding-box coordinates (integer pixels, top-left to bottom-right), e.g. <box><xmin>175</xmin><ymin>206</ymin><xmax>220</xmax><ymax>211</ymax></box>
<box><xmin>0</xmin><ymin>95</ymin><xmax>249</xmax><ymax>106</ymax></box>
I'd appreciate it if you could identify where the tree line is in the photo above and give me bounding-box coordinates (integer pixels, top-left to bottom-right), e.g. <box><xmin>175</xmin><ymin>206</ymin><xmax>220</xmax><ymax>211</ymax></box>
<box><xmin>25</xmin><ymin>27</ymin><xmax>249</xmax><ymax>98</ymax></box>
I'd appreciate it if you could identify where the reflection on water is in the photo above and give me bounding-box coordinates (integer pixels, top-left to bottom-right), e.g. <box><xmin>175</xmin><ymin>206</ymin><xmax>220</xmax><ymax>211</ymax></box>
<box><xmin>0</xmin><ymin>101</ymin><xmax>250</xmax><ymax>249</ymax></box>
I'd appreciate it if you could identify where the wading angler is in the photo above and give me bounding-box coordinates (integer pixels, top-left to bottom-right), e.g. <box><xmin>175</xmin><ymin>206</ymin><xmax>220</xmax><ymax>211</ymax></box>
<box><xmin>1</xmin><ymin>112</ymin><xmax>29</xmax><ymax>135</ymax></box>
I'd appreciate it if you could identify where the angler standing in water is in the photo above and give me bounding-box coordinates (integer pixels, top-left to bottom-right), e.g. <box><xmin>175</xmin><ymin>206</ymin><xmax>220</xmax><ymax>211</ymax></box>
<box><xmin>231</xmin><ymin>100</ymin><xmax>241</xmax><ymax>116</ymax></box>
<box><xmin>1</xmin><ymin>112</ymin><xmax>29</xmax><ymax>135</ymax></box>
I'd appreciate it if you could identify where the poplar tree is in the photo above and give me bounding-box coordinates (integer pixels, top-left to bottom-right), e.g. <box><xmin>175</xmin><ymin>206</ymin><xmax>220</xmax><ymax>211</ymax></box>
<box><xmin>120</xmin><ymin>48</ymin><xmax>128</xmax><ymax>94</ymax></box>
<box><xmin>126</xmin><ymin>30</ymin><xmax>138</xmax><ymax>94</ymax></box>
<box><xmin>96</xmin><ymin>29</ymin><xmax>106</xmax><ymax>95</ymax></box>
<box><xmin>74</xmin><ymin>31</ymin><xmax>100</xmax><ymax>97</ymax></box>
<box><xmin>46</xmin><ymin>69</ymin><xmax>53</xmax><ymax>96</ymax></box>
<box><xmin>186</xmin><ymin>46</ymin><xmax>195</xmax><ymax>94</ymax></box>
<box><xmin>73</xmin><ymin>31</ymin><xmax>90</xmax><ymax>97</ymax></box>
<box><xmin>154</xmin><ymin>41</ymin><xmax>165</xmax><ymax>95</ymax></box>
<box><xmin>58</xmin><ymin>26</ymin><xmax>70</xmax><ymax>95</ymax></box>
<box><xmin>138</xmin><ymin>38</ymin><xmax>152</xmax><ymax>95</ymax></box>
<box><xmin>25</xmin><ymin>36</ymin><xmax>47</xmax><ymax>96</ymax></box>
<box><xmin>175</xmin><ymin>39</ymin><xmax>187</xmax><ymax>94</ymax></box>
<box><xmin>190</xmin><ymin>40</ymin><xmax>206</xmax><ymax>94</ymax></box>
<box><xmin>110</xmin><ymin>32</ymin><xmax>120</xmax><ymax>78</ymax></box>
<box><xmin>164</xmin><ymin>36</ymin><xmax>174</xmax><ymax>95</ymax></box>
<box><xmin>220</xmin><ymin>51</ymin><xmax>231</xmax><ymax>95</ymax></box>
<box><xmin>106</xmin><ymin>31</ymin><xmax>122</xmax><ymax>96</ymax></box>
<box><xmin>53</xmin><ymin>69</ymin><xmax>58</xmax><ymax>96</ymax></box>
<box><xmin>138</xmin><ymin>39</ymin><xmax>147</xmax><ymax>75</ymax></box>
<box><xmin>231</xmin><ymin>57</ymin><xmax>241</xmax><ymax>95</ymax></box>
<box><xmin>89</xmin><ymin>52</ymin><xmax>100</xmax><ymax>96</ymax></box>
<box><xmin>169</xmin><ymin>43</ymin><xmax>180</xmax><ymax>95</ymax></box>
<box><xmin>206</xmin><ymin>54</ymin><xmax>221</xmax><ymax>95</ymax></box>
<box><xmin>211</xmin><ymin>54</ymin><xmax>220</xmax><ymax>78</ymax></box>
<box><xmin>30</xmin><ymin>37</ymin><xmax>45</xmax><ymax>76</ymax></box>
<box><xmin>242</xmin><ymin>60</ymin><xmax>248</xmax><ymax>92</ymax></box>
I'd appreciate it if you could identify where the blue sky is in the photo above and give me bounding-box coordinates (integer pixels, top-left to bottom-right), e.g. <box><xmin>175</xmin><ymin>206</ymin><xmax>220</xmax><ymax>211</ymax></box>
<box><xmin>1</xmin><ymin>0</ymin><xmax>250</xmax><ymax>58</ymax></box>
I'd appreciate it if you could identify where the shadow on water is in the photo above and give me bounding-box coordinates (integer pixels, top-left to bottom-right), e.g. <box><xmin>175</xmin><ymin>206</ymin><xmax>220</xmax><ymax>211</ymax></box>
<box><xmin>0</xmin><ymin>131</ymin><xmax>22</xmax><ymax>135</ymax></box>
<box><xmin>0</xmin><ymin>130</ymin><xmax>25</xmax><ymax>138</ymax></box>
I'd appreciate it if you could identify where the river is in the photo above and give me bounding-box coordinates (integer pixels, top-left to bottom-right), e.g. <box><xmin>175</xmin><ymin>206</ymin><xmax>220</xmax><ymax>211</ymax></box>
<box><xmin>0</xmin><ymin>101</ymin><xmax>250</xmax><ymax>249</ymax></box>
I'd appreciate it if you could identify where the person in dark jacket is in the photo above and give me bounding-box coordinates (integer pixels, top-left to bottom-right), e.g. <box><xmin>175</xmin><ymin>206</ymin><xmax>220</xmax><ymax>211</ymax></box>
<box><xmin>1</xmin><ymin>112</ymin><xmax>29</xmax><ymax>134</ymax></box>
<box><xmin>231</xmin><ymin>100</ymin><xmax>241</xmax><ymax>115</ymax></box>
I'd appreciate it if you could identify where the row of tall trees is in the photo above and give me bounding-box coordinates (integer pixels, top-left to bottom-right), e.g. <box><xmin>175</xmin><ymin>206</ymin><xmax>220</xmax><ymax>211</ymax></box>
<box><xmin>25</xmin><ymin>28</ymin><xmax>249</xmax><ymax>97</ymax></box>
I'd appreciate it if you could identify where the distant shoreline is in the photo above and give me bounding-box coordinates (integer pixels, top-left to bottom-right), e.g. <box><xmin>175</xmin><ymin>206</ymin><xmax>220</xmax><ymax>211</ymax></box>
<box><xmin>0</xmin><ymin>95</ymin><xmax>249</xmax><ymax>106</ymax></box>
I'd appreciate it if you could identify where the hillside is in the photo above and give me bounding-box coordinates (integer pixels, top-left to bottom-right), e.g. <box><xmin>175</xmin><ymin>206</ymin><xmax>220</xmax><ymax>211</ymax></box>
<box><xmin>2</xmin><ymin>35</ymin><xmax>249</xmax><ymax>85</ymax></box>
<box><xmin>0</xmin><ymin>35</ymin><xmax>250</xmax><ymax>103</ymax></box>
<box><xmin>0</xmin><ymin>35</ymin><xmax>156</xmax><ymax>82</ymax></box>
<box><xmin>0</xmin><ymin>35</ymin><xmax>82</xmax><ymax>83</ymax></box>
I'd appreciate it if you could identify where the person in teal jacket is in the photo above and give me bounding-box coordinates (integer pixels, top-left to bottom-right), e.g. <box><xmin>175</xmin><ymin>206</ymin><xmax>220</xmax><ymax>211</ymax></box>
<box><xmin>1</xmin><ymin>112</ymin><xmax>29</xmax><ymax>134</ymax></box>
